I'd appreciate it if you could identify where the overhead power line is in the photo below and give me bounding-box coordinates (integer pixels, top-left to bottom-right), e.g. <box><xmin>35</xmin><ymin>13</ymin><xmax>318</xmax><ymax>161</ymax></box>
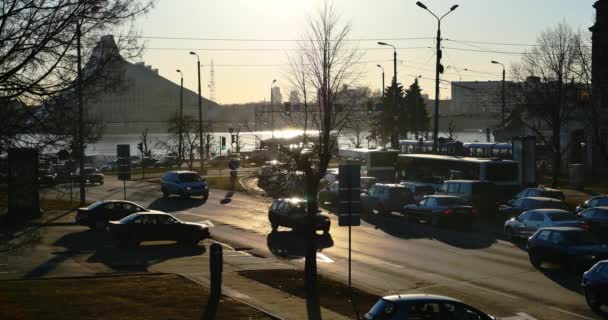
<box><xmin>136</xmin><ymin>35</ymin><xmax>434</xmax><ymax>42</ymax></box>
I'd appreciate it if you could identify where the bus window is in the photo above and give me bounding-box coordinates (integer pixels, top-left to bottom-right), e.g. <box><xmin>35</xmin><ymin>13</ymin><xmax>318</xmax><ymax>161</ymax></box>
<box><xmin>485</xmin><ymin>163</ymin><xmax>518</xmax><ymax>181</ymax></box>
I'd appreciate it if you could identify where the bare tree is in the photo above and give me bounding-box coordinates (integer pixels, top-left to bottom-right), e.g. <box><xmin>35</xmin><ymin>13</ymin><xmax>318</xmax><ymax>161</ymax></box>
<box><xmin>157</xmin><ymin>115</ymin><xmax>200</xmax><ymax>170</ymax></box>
<box><xmin>282</xmin><ymin>2</ymin><xmax>362</xmax><ymax>319</ymax></box>
<box><xmin>511</xmin><ymin>21</ymin><xmax>581</xmax><ymax>186</ymax></box>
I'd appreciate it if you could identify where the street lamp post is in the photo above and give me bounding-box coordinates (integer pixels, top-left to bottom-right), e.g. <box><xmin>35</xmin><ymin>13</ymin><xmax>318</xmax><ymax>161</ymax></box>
<box><xmin>176</xmin><ymin>69</ymin><xmax>184</xmax><ymax>161</ymax></box>
<box><xmin>270</xmin><ymin>79</ymin><xmax>277</xmax><ymax>139</ymax></box>
<box><xmin>189</xmin><ymin>52</ymin><xmax>204</xmax><ymax>173</ymax></box>
<box><xmin>377</xmin><ymin>42</ymin><xmax>398</xmax><ymax>149</ymax></box>
<box><xmin>376</xmin><ymin>64</ymin><xmax>385</xmax><ymax>98</ymax></box>
<box><xmin>416</xmin><ymin>1</ymin><xmax>459</xmax><ymax>152</ymax></box>
<box><xmin>491</xmin><ymin>60</ymin><xmax>506</xmax><ymax>126</ymax></box>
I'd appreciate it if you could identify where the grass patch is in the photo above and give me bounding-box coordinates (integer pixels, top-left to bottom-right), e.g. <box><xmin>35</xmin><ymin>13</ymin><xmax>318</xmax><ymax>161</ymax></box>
<box><xmin>239</xmin><ymin>269</ymin><xmax>380</xmax><ymax>319</ymax></box>
<box><xmin>0</xmin><ymin>274</ymin><xmax>275</xmax><ymax>320</ymax></box>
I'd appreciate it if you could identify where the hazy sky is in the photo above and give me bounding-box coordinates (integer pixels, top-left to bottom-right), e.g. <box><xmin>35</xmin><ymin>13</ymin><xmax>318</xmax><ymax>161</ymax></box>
<box><xmin>134</xmin><ymin>0</ymin><xmax>597</xmax><ymax>104</ymax></box>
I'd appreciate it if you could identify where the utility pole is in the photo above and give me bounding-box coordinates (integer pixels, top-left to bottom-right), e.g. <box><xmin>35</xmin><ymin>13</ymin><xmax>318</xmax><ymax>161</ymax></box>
<box><xmin>378</xmin><ymin>42</ymin><xmax>398</xmax><ymax>149</ymax></box>
<box><xmin>176</xmin><ymin>69</ymin><xmax>184</xmax><ymax>161</ymax></box>
<box><xmin>76</xmin><ymin>20</ymin><xmax>85</xmax><ymax>206</ymax></box>
<box><xmin>416</xmin><ymin>1</ymin><xmax>459</xmax><ymax>153</ymax></box>
<box><xmin>376</xmin><ymin>64</ymin><xmax>385</xmax><ymax>98</ymax></box>
<box><xmin>190</xmin><ymin>51</ymin><xmax>204</xmax><ymax>173</ymax></box>
<box><xmin>492</xmin><ymin>60</ymin><xmax>506</xmax><ymax>126</ymax></box>
<box><xmin>270</xmin><ymin>79</ymin><xmax>277</xmax><ymax>139</ymax></box>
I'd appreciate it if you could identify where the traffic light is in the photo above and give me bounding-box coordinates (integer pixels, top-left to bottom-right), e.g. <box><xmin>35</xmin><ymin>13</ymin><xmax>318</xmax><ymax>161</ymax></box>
<box><xmin>137</xmin><ymin>142</ymin><xmax>143</xmax><ymax>153</ymax></box>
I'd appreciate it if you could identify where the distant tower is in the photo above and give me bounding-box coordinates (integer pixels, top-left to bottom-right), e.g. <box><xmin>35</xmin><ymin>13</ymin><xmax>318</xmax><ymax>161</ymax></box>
<box><xmin>208</xmin><ymin>58</ymin><xmax>216</xmax><ymax>101</ymax></box>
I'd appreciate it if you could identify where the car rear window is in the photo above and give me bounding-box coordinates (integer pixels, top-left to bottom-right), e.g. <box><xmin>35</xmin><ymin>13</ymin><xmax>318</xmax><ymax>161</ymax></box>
<box><xmin>547</xmin><ymin>211</ymin><xmax>576</xmax><ymax>221</ymax></box>
<box><xmin>179</xmin><ymin>173</ymin><xmax>202</xmax><ymax>182</ymax></box>
<box><xmin>597</xmin><ymin>198</ymin><xmax>608</xmax><ymax>206</ymax></box>
<box><xmin>86</xmin><ymin>201</ymin><xmax>105</xmax><ymax>210</ymax></box>
<box><xmin>436</xmin><ymin>197</ymin><xmax>468</xmax><ymax>206</ymax></box>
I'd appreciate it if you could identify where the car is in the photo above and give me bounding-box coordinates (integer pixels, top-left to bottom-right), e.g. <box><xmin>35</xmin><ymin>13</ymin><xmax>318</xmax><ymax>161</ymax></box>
<box><xmin>361</xmin><ymin>183</ymin><xmax>415</xmax><ymax>215</ymax></box>
<box><xmin>578</xmin><ymin>206</ymin><xmax>608</xmax><ymax>239</ymax></box>
<box><xmin>499</xmin><ymin>196</ymin><xmax>570</xmax><ymax>218</ymax></box>
<box><xmin>318</xmin><ymin>177</ymin><xmax>377</xmax><ymax>205</ymax></box>
<box><xmin>527</xmin><ymin>227</ymin><xmax>608</xmax><ymax>273</ymax></box>
<box><xmin>73</xmin><ymin>167</ymin><xmax>104</xmax><ymax>184</ymax></box>
<box><xmin>108</xmin><ymin>212</ymin><xmax>210</xmax><ymax>246</ymax></box>
<box><xmin>576</xmin><ymin>196</ymin><xmax>608</xmax><ymax>213</ymax></box>
<box><xmin>399</xmin><ymin>181</ymin><xmax>435</xmax><ymax>201</ymax></box>
<box><xmin>37</xmin><ymin>168</ymin><xmax>57</xmax><ymax>186</ymax></box>
<box><xmin>513</xmin><ymin>187</ymin><xmax>565</xmax><ymax>201</ymax></box>
<box><xmin>439</xmin><ymin>180</ymin><xmax>498</xmax><ymax>217</ymax></box>
<box><xmin>268</xmin><ymin>198</ymin><xmax>330</xmax><ymax>233</ymax></box>
<box><xmin>76</xmin><ymin>200</ymin><xmax>150</xmax><ymax>230</ymax></box>
<box><xmin>504</xmin><ymin>209</ymin><xmax>587</xmax><ymax>241</ymax></box>
<box><xmin>402</xmin><ymin>195</ymin><xmax>477</xmax><ymax>227</ymax></box>
<box><xmin>582</xmin><ymin>260</ymin><xmax>608</xmax><ymax>312</ymax></box>
<box><xmin>160</xmin><ymin>170</ymin><xmax>209</xmax><ymax>200</ymax></box>
<box><xmin>206</xmin><ymin>154</ymin><xmax>240</xmax><ymax>167</ymax></box>
<box><xmin>364</xmin><ymin>294</ymin><xmax>495</xmax><ymax>320</ymax></box>
<box><xmin>154</xmin><ymin>156</ymin><xmax>178</xmax><ymax>168</ymax></box>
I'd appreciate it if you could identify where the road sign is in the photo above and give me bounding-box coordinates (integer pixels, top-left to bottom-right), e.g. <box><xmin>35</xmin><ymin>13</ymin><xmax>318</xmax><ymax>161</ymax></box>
<box><xmin>338</xmin><ymin>162</ymin><xmax>361</xmax><ymax>227</ymax></box>
<box><xmin>221</xmin><ymin>136</ymin><xmax>227</xmax><ymax>150</ymax></box>
<box><xmin>117</xmin><ymin>144</ymin><xmax>131</xmax><ymax>181</ymax></box>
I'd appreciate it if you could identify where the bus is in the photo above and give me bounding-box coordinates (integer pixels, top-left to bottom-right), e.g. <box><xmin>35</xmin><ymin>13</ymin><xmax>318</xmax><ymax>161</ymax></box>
<box><xmin>395</xmin><ymin>154</ymin><xmax>520</xmax><ymax>196</ymax></box>
<box><xmin>462</xmin><ymin>142</ymin><xmax>512</xmax><ymax>159</ymax></box>
<box><xmin>400</xmin><ymin>139</ymin><xmax>464</xmax><ymax>156</ymax></box>
<box><xmin>338</xmin><ymin>148</ymin><xmax>400</xmax><ymax>182</ymax></box>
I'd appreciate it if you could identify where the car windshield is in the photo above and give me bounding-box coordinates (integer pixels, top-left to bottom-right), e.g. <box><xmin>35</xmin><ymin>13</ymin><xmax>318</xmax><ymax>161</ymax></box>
<box><xmin>118</xmin><ymin>213</ymin><xmax>140</xmax><ymax>224</ymax></box>
<box><xmin>178</xmin><ymin>173</ymin><xmax>202</xmax><ymax>182</ymax></box>
<box><xmin>436</xmin><ymin>197</ymin><xmax>468</xmax><ymax>206</ymax></box>
<box><xmin>547</xmin><ymin>211</ymin><xmax>576</xmax><ymax>221</ymax></box>
<box><xmin>564</xmin><ymin>231</ymin><xmax>600</xmax><ymax>245</ymax></box>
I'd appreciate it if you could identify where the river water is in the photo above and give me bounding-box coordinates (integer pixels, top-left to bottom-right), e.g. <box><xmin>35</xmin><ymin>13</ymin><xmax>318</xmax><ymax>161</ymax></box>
<box><xmin>86</xmin><ymin>129</ymin><xmax>493</xmax><ymax>157</ymax></box>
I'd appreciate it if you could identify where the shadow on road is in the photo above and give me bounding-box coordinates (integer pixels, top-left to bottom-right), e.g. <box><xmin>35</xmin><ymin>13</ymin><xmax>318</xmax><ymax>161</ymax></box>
<box><xmin>22</xmin><ymin>230</ymin><xmax>206</xmax><ymax>277</ymax></box>
<box><xmin>220</xmin><ymin>191</ymin><xmax>235</xmax><ymax>205</ymax></box>
<box><xmin>361</xmin><ymin>213</ymin><xmax>497</xmax><ymax>249</ymax></box>
<box><xmin>266</xmin><ymin>230</ymin><xmax>333</xmax><ymax>259</ymax></box>
<box><xmin>538</xmin><ymin>266</ymin><xmax>584</xmax><ymax>295</ymax></box>
<box><xmin>147</xmin><ymin>197</ymin><xmax>206</xmax><ymax>212</ymax></box>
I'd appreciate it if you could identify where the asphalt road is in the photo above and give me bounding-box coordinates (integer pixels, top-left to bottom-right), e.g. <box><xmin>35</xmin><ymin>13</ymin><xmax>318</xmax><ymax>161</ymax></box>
<box><xmin>78</xmin><ymin>177</ymin><xmax>603</xmax><ymax>320</ymax></box>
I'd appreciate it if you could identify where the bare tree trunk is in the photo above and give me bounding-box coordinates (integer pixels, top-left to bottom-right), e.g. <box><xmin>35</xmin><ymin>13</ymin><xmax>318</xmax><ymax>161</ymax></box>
<box><xmin>305</xmin><ymin>179</ymin><xmax>321</xmax><ymax>320</ymax></box>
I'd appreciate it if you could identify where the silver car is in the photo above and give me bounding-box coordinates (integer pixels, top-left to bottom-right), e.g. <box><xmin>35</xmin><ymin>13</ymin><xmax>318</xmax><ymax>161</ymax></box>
<box><xmin>504</xmin><ymin>209</ymin><xmax>586</xmax><ymax>241</ymax></box>
<box><xmin>160</xmin><ymin>171</ymin><xmax>209</xmax><ymax>200</ymax></box>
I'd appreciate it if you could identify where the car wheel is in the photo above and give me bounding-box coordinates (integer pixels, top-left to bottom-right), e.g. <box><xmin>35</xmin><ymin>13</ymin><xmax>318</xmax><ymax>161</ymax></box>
<box><xmin>504</xmin><ymin>227</ymin><xmax>514</xmax><ymax>241</ymax></box>
<box><xmin>203</xmin><ymin>193</ymin><xmax>209</xmax><ymax>201</ymax></box>
<box><xmin>99</xmin><ymin>180</ymin><xmax>104</xmax><ymax>185</ymax></box>
<box><xmin>271</xmin><ymin>222</ymin><xmax>279</xmax><ymax>231</ymax></box>
<box><xmin>376</xmin><ymin>205</ymin><xmax>385</xmax><ymax>215</ymax></box>
<box><xmin>528</xmin><ymin>252</ymin><xmax>542</xmax><ymax>268</ymax></box>
<box><xmin>94</xmin><ymin>219</ymin><xmax>107</xmax><ymax>231</ymax></box>
<box><xmin>584</xmin><ymin>288</ymin><xmax>601</xmax><ymax>311</ymax></box>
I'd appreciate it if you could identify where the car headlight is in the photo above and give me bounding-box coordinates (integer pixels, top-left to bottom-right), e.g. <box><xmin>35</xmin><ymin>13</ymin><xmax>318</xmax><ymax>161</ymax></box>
<box><xmin>186</xmin><ymin>187</ymin><xmax>192</xmax><ymax>190</ymax></box>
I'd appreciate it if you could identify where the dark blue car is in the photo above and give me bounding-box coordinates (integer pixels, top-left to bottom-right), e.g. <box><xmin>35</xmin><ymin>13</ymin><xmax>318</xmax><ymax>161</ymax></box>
<box><xmin>582</xmin><ymin>260</ymin><xmax>608</xmax><ymax>312</ymax></box>
<box><xmin>364</xmin><ymin>294</ymin><xmax>494</xmax><ymax>320</ymax></box>
<box><xmin>527</xmin><ymin>227</ymin><xmax>608</xmax><ymax>273</ymax></box>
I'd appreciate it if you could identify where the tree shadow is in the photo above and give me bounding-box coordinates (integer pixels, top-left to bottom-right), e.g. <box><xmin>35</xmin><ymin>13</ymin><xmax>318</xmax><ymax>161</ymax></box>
<box><xmin>266</xmin><ymin>230</ymin><xmax>334</xmax><ymax>259</ymax></box>
<box><xmin>220</xmin><ymin>191</ymin><xmax>235</xmax><ymax>205</ymax></box>
<box><xmin>535</xmin><ymin>265</ymin><xmax>584</xmax><ymax>295</ymax></box>
<box><xmin>33</xmin><ymin>229</ymin><xmax>207</xmax><ymax>275</ymax></box>
<box><xmin>147</xmin><ymin>197</ymin><xmax>206</xmax><ymax>212</ymax></box>
<box><xmin>361</xmin><ymin>213</ymin><xmax>497</xmax><ymax>249</ymax></box>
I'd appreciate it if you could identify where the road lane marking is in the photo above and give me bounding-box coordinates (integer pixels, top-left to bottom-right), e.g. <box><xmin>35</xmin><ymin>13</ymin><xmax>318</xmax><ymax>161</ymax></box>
<box><xmin>548</xmin><ymin>307</ymin><xmax>595</xmax><ymax>320</ymax></box>
<box><xmin>316</xmin><ymin>253</ymin><xmax>334</xmax><ymax>263</ymax></box>
<box><xmin>377</xmin><ymin>260</ymin><xmax>405</xmax><ymax>269</ymax></box>
<box><xmin>515</xmin><ymin>312</ymin><xmax>539</xmax><ymax>320</ymax></box>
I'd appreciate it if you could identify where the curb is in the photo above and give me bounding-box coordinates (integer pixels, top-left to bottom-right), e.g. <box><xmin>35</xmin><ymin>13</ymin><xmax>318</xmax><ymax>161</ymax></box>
<box><xmin>178</xmin><ymin>273</ymin><xmax>285</xmax><ymax>320</ymax></box>
<box><xmin>0</xmin><ymin>272</ymin><xmax>167</xmax><ymax>282</ymax></box>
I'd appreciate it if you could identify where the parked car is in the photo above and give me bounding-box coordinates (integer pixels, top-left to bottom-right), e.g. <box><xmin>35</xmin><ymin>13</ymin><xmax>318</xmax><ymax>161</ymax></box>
<box><xmin>318</xmin><ymin>177</ymin><xmax>378</xmax><ymax>205</ymax></box>
<box><xmin>527</xmin><ymin>227</ymin><xmax>608</xmax><ymax>272</ymax></box>
<box><xmin>364</xmin><ymin>294</ymin><xmax>494</xmax><ymax>320</ymax></box>
<box><xmin>154</xmin><ymin>156</ymin><xmax>178</xmax><ymax>168</ymax></box>
<box><xmin>99</xmin><ymin>160</ymin><xmax>118</xmax><ymax>172</ymax></box>
<box><xmin>76</xmin><ymin>200</ymin><xmax>150</xmax><ymax>230</ymax></box>
<box><xmin>206</xmin><ymin>154</ymin><xmax>240</xmax><ymax>167</ymax></box>
<box><xmin>576</xmin><ymin>196</ymin><xmax>608</xmax><ymax>213</ymax></box>
<box><xmin>108</xmin><ymin>212</ymin><xmax>210</xmax><ymax>246</ymax></box>
<box><xmin>268</xmin><ymin>198</ymin><xmax>330</xmax><ymax>233</ymax></box>
<box><xmin>513</xmin><ymin>187</ymin><xmax>565</xmax><ymax>201</ymax></box>
<box><xmin>399</xmin><ymin>181</ymin><xmax>435</xmax><ymax>201</ymax></box>
<box><xmin>73</xmin><ymin>167</ymin><xmax>104</xmax><ymax>184</ymax></box>
<box><xmin>360</xmin><ymin>177</ymin><xmax>377</xmax><ymax>192</ymax></box>
<box><xmin>37</xmin><ymin>168</ymin><xmax>57</xmax><ymax>186</ymax></box>
<box><xmin>132</xmin><ymin>157</ymin><xmax>158</xmax><ymax>168</ymax></box>
<box><xmin>504</xmin><ymin>209</ymin><xmax>587</xmax><ymax>241</ymax></box>
<box><xmin>402</xmin><ymin>195</ymin><xmax>476</xmax><ymax>227</ymax></box>
<box><xmin>439</xmin><ymin>180</ymin><xmax>498</xmax><ymax>217</ymax></box>
<box><xmin>582</xmin><ymin>259</ymin><xmax>608</xmax><ymax>312</ymax></box>
<box><xmin>578</xmin><ymin>206</ymin><xmax>608</xmax><ymax>239</ymax></box>
<box><xmin>361</xmin><ymin>184</ymin><xmax>415</xmax><ymax>215</ymax></box>
<box><xmin>160</xmin><ymin>171</ymin><xmax>209</xmax><ymax>200</ymax></box>
<box><xmin>499</xmin><ymin>197</ymin><xmax>570</xmax><ymax>218</ymax></box>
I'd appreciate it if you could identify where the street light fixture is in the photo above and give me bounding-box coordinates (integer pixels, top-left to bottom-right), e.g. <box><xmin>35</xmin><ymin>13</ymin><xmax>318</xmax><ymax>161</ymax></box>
<box><xmin>376</xmin><ymin>64</ymin><xmax>385</xmax><ymax>97</ymax></box>
<box><xmin>270</xmin><ymin>79</ymin><xmax>277</xmax><ymax>139</ymax></box>
<box><xmin>189</xmin><ymin>51</ymin><xmax>204</xmax><ymax>173</ymax></box>
<box><xmin>378</xmin><ymin>41</ymin><xmax>399</xmax><ymax>149</ymax></box>
<box><xmin>491</xmin><ymin>60</ymin><xmax>507</xmax><ymax>127</ymax></box>
<box><xmin>416</xmin><ymin>1</ymin><xmax>459</xmax><ymax>153</ymax></box>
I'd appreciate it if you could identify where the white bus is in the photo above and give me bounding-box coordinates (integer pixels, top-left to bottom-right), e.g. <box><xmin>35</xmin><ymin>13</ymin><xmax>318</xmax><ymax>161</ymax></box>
<box><xmin>338</xmin><ymin>148</ymin><xmax>400</xmax><ymax>182</ymax></box>
<box><xmin>395</xmin><ymin>154</ymin><xmax>520</xmax><ymax>195</ymax></box>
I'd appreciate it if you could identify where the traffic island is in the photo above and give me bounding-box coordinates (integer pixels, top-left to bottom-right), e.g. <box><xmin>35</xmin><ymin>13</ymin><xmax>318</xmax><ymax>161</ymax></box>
<box><xmin>239</xmin><ymin>269</ymin><xmax>381</xmax><ymax>319</ymax></box>
<box><xmin>0</xmin><ymin>273</ymin><xmax>276</xmax><ymax>320</ymax></box>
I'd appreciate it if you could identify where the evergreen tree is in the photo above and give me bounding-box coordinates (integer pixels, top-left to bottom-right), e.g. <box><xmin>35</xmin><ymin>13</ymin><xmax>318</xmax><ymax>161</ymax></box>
<box><xmin>370</xmin><ymin>83</ymin><xmax>407</xmax><ymax>147</ymax></box>
<box><xmin>404</xmin><ymin>78</ymin><xmax>430</xmax><ymax>138</ymax></box>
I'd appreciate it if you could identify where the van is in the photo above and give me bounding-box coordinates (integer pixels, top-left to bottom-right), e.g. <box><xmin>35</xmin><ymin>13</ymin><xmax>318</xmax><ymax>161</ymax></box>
<box><xmin>440</xmin><ymin>180</ymin><xmax>498</xmax><ymax>217</ymax></box>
